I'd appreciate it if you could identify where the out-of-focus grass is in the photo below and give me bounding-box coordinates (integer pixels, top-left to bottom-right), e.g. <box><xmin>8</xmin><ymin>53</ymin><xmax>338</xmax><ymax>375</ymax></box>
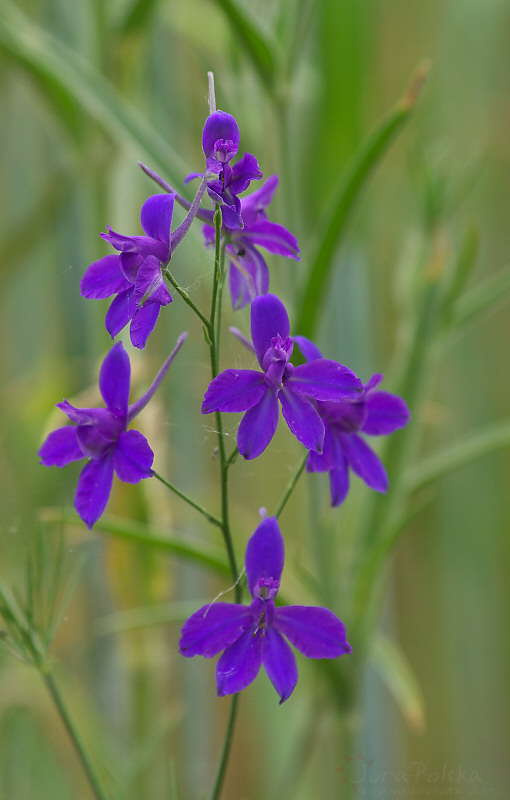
<box><xmin>1</xmin><ymin>0</ymin><xmax>510</xmax><ymax>798</ymax></box>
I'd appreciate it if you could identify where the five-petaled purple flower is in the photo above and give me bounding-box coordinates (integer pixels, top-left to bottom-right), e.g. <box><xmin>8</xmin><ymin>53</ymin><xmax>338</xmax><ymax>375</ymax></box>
<box><xmin>295</xmin><ymin>336</ymin><xmax>410</xmax><ymax>505</ymax></box>
<box><xmin>179</xmin><ymin>515</ymin><xmax>352</xmax><ymax>703</ymax></box>
<box><xmin>202</xmin><ymin>175</ymin><xmax>300</xmax><ymax>309</ymax></box>
<box><xmin>200</xmin><ymin>111</ymin><xmax>262</xmax><ymax>229</ymax></box>
<box><xmin>38</xmin><ymin>334</ymin><xmax>186</xmax><ymax>528</ymax></box>
<box><xmin>81</xmin><ymin>194</ymin><xmax>176</xmax><ymax>349</ymax></box>
<box><xmin>202</xmin><ymin>294</ymin><xmax>362</xmax><ymax>459</ymax></box>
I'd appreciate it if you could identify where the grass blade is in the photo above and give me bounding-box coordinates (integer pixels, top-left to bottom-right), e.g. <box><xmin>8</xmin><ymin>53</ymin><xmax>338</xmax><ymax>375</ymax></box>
<box><xmin>0</xmin><ymin>1</ymin><xmax>189</xmax><ymax>186</ymax></box>
<box><xmin>295</xmin><ymin>61</ymin><xmax>430</xmax><ymax>338</ymax></box>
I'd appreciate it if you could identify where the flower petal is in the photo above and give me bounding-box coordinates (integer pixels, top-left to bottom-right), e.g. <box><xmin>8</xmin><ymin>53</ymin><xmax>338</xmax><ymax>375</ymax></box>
<box><xmin>251</xmin><ymin>294</ymin><xmax>290</xmax><ymax>367</ymax></box>
<box><xmin>80</xmin><ymin>255</ymin><xmax>131</xmax><ymax>299</ymax></box>
<box><xmin>76</xmin><ymin>424</ymin><xmax>116</xmax><ymax>459</ymax></box>
<box><xmin>56</xmin><ymin>401</ymin><xmax>114</xmax><ymax>430</ymax></box>
<box><xmin>201</xmin><ymin>369</ymin><xmax>266</xmax><ymax>414</ymax></box>
<box><xmin>74</xmin><ymin>453</ymin><xmax>114</xmax><ymax>528</ymax></box>
<box><xmin>140</xmin><ymin>194</ymin><xmax>174</xmax><ymax>250</ymax></box>
<box><xmin>240</xmin><ymin>174</ymin><xmax>278</xmax><ymax>226</ymax></box>
<box><xmin>306</xmin><ymin>421</ymin><xmax>338</xmax><ymax>472</ymax></box>
<box><xmin>179</xmin><ymin>603</ymin><xmax>253</xmax><ymax>658</ymax></box>
<box><xmin>288</xmin><ymin>360</ymin><xmax>361</xmax><ymax>400</ymax></box>
<box><xmin>342</xmin><ymin>432</ymin><xmax>388</xmax><ymax>493</ymax></box>
<box><xmin>38</xmin><ymin>426</ymin><xmax>83</xmax><ymax>467</ymax></box>
<box><xmin>202</xmin><ymin>111</ymin><xmax>239</xmax><ymax>159</ymax></box>
<box><xmin>329</xmin><ymin>462</ymin><xmax>350</xmax><ymax>506</ymax></box>
<box><xmin>101</xmin><ymin>228</ymin><xmax>168</xmax><ymax>263</ymax></box>
<box><xmin>228</xmin><ymin>246</ymin><xmax>269</xmax><ymax>310</ymax></box>
<box><xmin>133</xmin><ymin>256</ymin><xmax>172</xmax><ymax>306</ymax></box>
<box><xmin>113</xmin><ymin>429</ymin><xmax>154</xmax><ymax>483</ymax></box>
<box><xmin>237</xmin><ymin>388</ymin><xmax>279</xmax><ymax>459</ymax></box>
<box><xmin>245</xmin><ymin>516</ymin><xmax>285</xmax><ymax>596</ymax></box>
<box><xmin>105</xmin><ymin>287</ymin><xmax>136</xmax><ymax>339</ymax></box>
<box><xmin>129</xmin><ymin>303</ymin><xmax>161</xmax><ymax>349</ymax></box>
<box><xmin>229</xmin><ymin>152</ymin><xmax>263</xmax><ymax>196</ymax></box>
<box><xmin>99</xmin><ymin>342</ymin><xmax>130</xmax><ymax>415</ymax></box>
<box><xmin>279</xmin><ymin>388</ymin><xmax>324</xmax><ymax>453</ymax></box>
<box><xmin>261</xmin><ymin>627</ymin><xmax>298</xmax><ymax>704</ymax></box>
<box><xmin>292</xmin><ymin>335</ymin><xmax>323</xmax><ymax>362</ymax></box>
<box><xmin>216</xmin><ymin>624</ymin><xmax>262</xmax><ymax>697</ymax></box>
<box><xmin>275</xmin><ymin>606</ymin><xmax>352</xmax><ymax>659</ymax></box>
<box><xmin>241</xmin><ymin>220</ymin><xmax>299</xmax><ymax>258</ymax></box>
<box><xmin>220</xmin><ymin>198</ymin><xmax>243</xmax><ymax>230</ymax></box>
<box><xmin>363</xmin><ymin>391</ymin><xmax>410</xmax><ymax>435</ymax></box>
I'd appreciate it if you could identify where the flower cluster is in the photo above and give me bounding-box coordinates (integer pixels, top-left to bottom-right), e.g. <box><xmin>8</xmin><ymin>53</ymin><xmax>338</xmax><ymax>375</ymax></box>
<box><xmin>40</xmin><ymin>91</ymin><xmax>410</xmax><ymax>705</ymax></box>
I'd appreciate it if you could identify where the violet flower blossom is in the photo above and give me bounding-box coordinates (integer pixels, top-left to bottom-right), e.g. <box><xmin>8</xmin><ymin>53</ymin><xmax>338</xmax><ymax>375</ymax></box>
<box><xmin>179</xmin><ymin>515</ymin><xmax>352</xmax><ymax>703</ymax></box>
<box><xmin>202</xmin><ymin>294</ymin><xmax>362</xmax><ymax>459</ymax></box>
<box><xmin>38</xmin><ymin>334</ymin><xmax>186</xmax><ymax>528</ymax></box>
<box><xmin>202</xmin><ymin>175</ymin><xmax>300</xmax><ymax>309</ymax></box>
<box><xmin>187</xmin><ymin>111</ymin><xmax>262</xmax><ymax>230</ymax></box>
<box><xmin>294</xmin><ymin>336</ymin><xmax>410</xmax><ymax>506</ymax></box>
<box><xmin>81</xmin><ymin>190</ymin><xmax>205</xmax><ymax>349</ymax></box>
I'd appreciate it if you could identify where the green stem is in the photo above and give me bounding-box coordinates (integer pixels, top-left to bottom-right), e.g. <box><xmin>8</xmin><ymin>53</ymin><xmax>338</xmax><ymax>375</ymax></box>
<box><xmin>205</xmin><ymin>205</ymin><xmax>242</xmax><ymax>800</ymax></box>
<box><xmin>275</xmin><ymin>452</ymin><xmax>308</xmax><ymax>518</ymax></box>
<box><xmin>164</xmin><ymin>268</ymin><xmax>211</xmax><ymax>330</ymax></box>
<box><xmin>208</xmin><ymin>694</ymin><xmax>240</xmax><ymax>800</ymax></box>
<box><xmin>41</xmin><ymin>666</ymin><xmax>112</xmax><ymax>800</ymax></box>
<box><xmin>153</xmin><ymin>471</ymin><xmax>222</xmax><ymax>528</ymax></box>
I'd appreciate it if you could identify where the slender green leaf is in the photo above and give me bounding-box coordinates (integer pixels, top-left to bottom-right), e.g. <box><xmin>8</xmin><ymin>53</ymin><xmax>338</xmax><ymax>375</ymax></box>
<box><xmin>116</xmin><ymin>0</ymin><xmax>161</xmax><ymax>35</ymax></box>
<box><xmin>96</xmin><ymin>600</ymin><xmax>206</xmax><ymax>635</ymax></box>
<box><xmin>295</xmin><ymin>61</ymin><xmax>430</xmax><ymax>338</ymax></box>
<box><xmin>40</xmin><ymin>510</ymin><xmax>230</xmax><ymax>577</ymax></box>
<box><xmin>371</xmin><ymin>633</ymin><xmax>425</xmax><ymax>732</ymax></box>
<box><xmin>449</xmin><ymin>263</ymin><xmax>510</xmax><ymax>329</ymax></box>
<box><xmin>0</xmin><ymin>1</ymin><xmax>189</xmax><ymax>186</ymax></box>
<box><xmin>440</xmin><ymin>221</ymin><xmax>479</xmax><ymax>324</ymax></box>
<box><xmin>208</xmin><ymin>0</ymin><xmax>276</xmax><ymax>90</ymax></box>
<box><xmin>404</xmin><ymin>418</ymin><xmax>510</xmax><ymax>496</ymax></box>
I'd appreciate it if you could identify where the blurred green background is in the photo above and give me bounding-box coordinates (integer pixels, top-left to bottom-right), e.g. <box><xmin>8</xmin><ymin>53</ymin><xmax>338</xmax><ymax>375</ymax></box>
<box><xmin>1</xmin><ymin>0</ymin><xmax>509</xmax><ymax>798</ymax></box>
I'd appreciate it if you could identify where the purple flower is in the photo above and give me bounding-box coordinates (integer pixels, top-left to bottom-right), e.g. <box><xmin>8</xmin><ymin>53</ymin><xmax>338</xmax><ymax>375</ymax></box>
<box><xmin>201</xmin><ymin>294</ymin><xmax>362</xmax><ymax>459</ymax></box>
<box><xmin>179</xmin><ymin>515</ymin><xmax>352</xmax><ymax>703</ymax></box>
<box><xmin>202</xmin><ymin>175</ymin><xmax>300</xmax><ymax>309</ymax></box>
<box><xmin>81</xmin><ymin>195</ymin><xmax>175</xmax><ymax>349</ymax></box>
<box><xmin>295</xmin><ymin>337</ymin><xmax>410</xmax><ymax>505</ymax></box>
<box><xmin>38</xmin><ymin>334</ymin><xmax>186</xmax><ymax>528</ymax></box>
<box><xmin>200</xmin><ymin>111</ymin><xmax>262</xmax><ymax>230</ymax></box>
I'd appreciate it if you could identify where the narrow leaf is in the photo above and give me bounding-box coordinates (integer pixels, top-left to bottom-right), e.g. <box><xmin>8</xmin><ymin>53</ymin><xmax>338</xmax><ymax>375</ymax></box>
<box><xmin>295</xmin><ymin>61</ymin><xmax>430</xmax><ymax>338</ymax></box>
<box><xmin>449</xmin><ymin>264</ymin><xmax>510</xmax><ymax>329</ymax></box>
<box><xmin>0</xmin><ymin>2</ymin><xmax>189</xmax><ymax>187</ymax></box>
<box><xmin>208</xmin><ymin>0</ymin><xmax>276</xmax><ymax>90</ymax></box>
<box><xmin>404</xmin><ymin>418</ymin><xmax>510</xmax><ymax>496</ymax></box>
<box><xmin>371</xmin><ymin>632</ymin><xmax>426</xmax><ymax>732</ymax></box>
<box><xmin>39</xmin><ymin>510</ymin><xmax>230</xmax><ymax>577</ymax></box>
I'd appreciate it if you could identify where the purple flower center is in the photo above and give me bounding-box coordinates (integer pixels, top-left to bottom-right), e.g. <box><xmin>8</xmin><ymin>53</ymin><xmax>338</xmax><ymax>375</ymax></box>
<box><xmin>251</xmin><ymin>577</ymin><xmax>279</xmax><ymax>634</ymax></box>
<box><xmin>263</xmin><ymin>334</ymin><xmax>294</xmax><ymax>393</ymax></box>
<box><xmin>213</xmin><ymin>139</ymin><xmax>237</xmax><ymax>163</ymax></box>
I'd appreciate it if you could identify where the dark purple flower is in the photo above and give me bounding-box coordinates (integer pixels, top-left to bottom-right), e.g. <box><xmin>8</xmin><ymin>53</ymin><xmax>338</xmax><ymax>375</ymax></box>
<box><xmin>38</xmin><ymin>334</ymin><xmax>186</xmax><ymax>528</ymax></box>
<box><xmin>202</xmin><ymin>175</ymin><xmax>300</xmax><ymax>309</ymax></box>
<box><xmin>202</xmin><ymin>294</ymin><xmax>362</xmax><ymax>459</ymax></box>
<box><xmin>295</xmin><ymin>337</ymin><xmax>411</xmax><ymax>505</ymax></box>
<box><xmin>81</xmin><ymin>194</ymin><xmax>175</xmax><ymax>349</ymax></box>
<box><xmin>200</xmin><ymin>111</ymin><xmax>262</xmax><ymax>230</ymax></box>
<box><xmin>179</xmin><ymin>515</ymin><xmax>351</xmax><ymax>703</ymax></box>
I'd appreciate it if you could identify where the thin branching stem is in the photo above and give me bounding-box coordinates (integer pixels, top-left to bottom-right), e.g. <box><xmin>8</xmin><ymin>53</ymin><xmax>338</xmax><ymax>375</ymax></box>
<box><xmin>275</xmin><ymin>452</ymin><xmax>308</xmax><ymax>518</ymax></box>
<box><xmin>153</xmin><ymin>471</ymin><xmax>223</xmax><ymax>528</ymax></box>
<box><xmin>40</xmin><ymin>664</ymin><xmax>112</xmax><ymax>800</ymax></box>
<box><xmin>208</xmin><ymin>694</ymin><xmax>239</xmax><ymax>800</ymax></box>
